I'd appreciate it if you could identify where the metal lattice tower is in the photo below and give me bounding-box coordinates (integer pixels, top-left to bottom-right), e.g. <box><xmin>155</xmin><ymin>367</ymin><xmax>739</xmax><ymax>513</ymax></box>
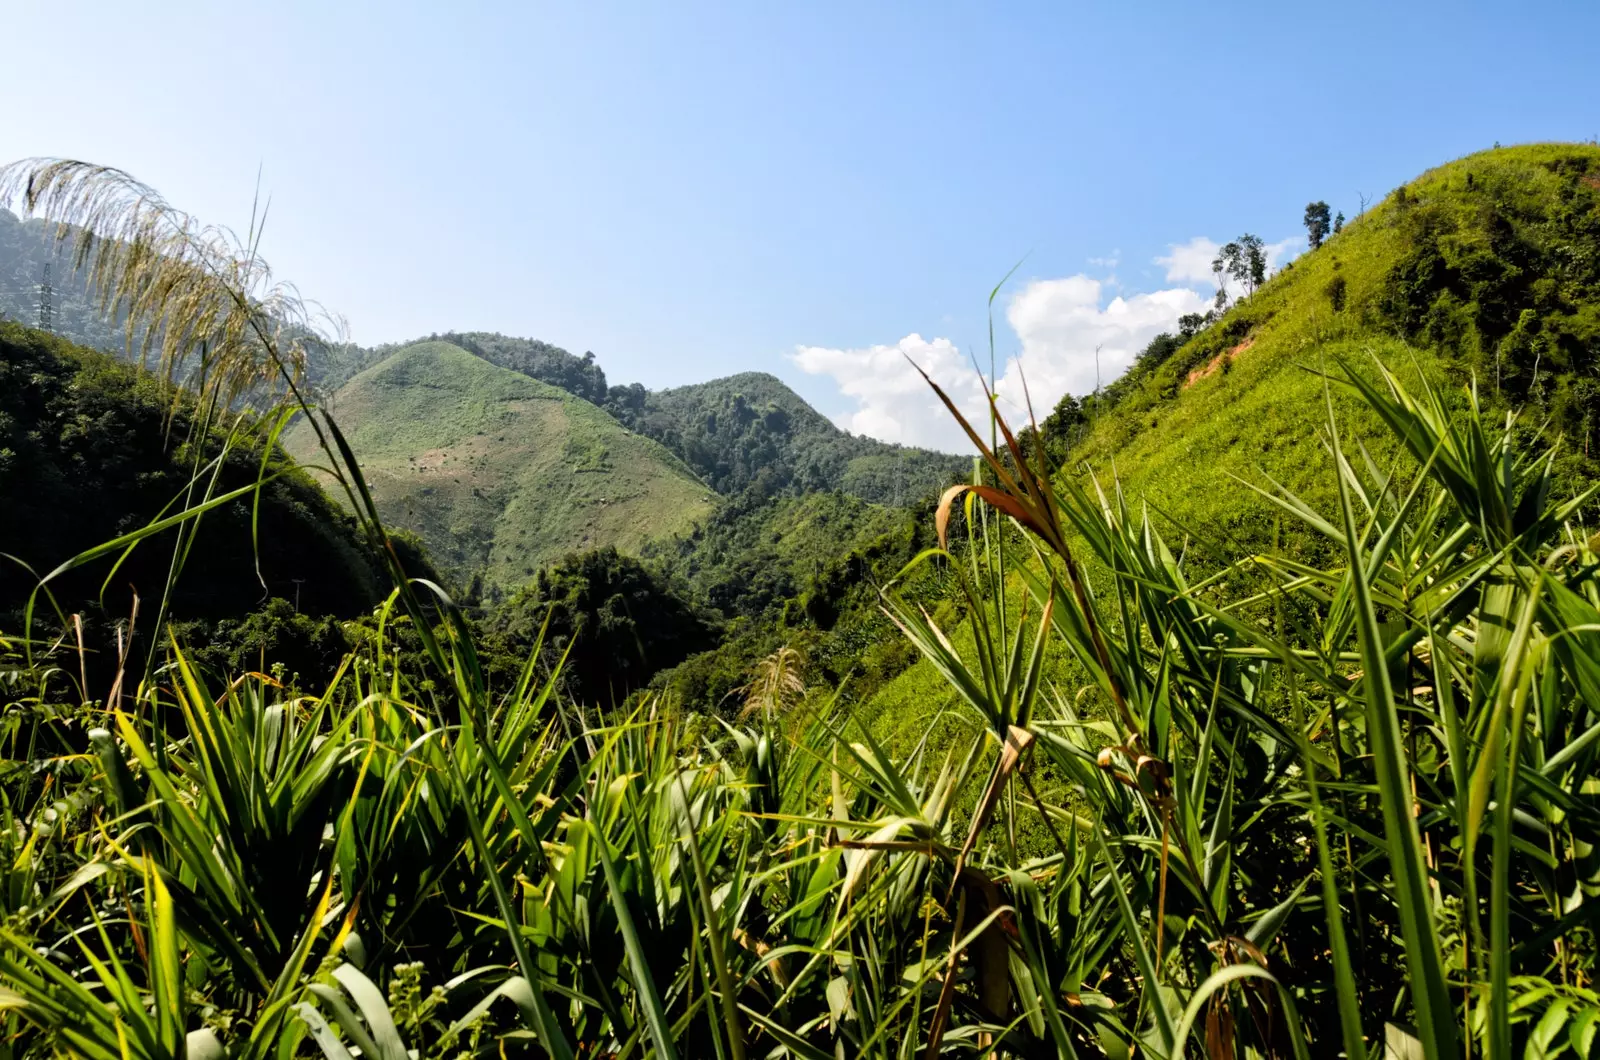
<box><xmin>36</xmin><ymin>263</ymin><xmax>53</xmax><ymax>332</ymax></box>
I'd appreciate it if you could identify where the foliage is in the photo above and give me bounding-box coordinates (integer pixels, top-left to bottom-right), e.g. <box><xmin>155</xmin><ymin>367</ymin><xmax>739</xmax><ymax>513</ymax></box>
<box><xmin>6</xmin><ymin>332</ymin><xmax>1600</xmax><ymax>1057</ymax></box>
<box><xmin>645</xmin><ymin>488</ymin><xmax>908</xmax><ymax>620</ymax></box>
<box><xmin>1369</xmin><ymin>147</ymin><xmax>1600</xmax><ymax>441</ymax></box>
<box><xmin>485</xmin><ymin>546</ymin><xmax>718</xmax><ymax>706</ymax></box>
<box><xmin>0</xmin><ymin>322</ymin><xmax>394</xmax><ymax>668</ymax></box>
<box><xmin>1303</xmin><ymin>200</ymin><xmax>1332</xmax><ymax>249</ymax></box>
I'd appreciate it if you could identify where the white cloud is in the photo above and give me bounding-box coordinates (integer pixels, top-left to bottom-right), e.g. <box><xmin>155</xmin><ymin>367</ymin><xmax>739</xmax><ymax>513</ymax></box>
<box><xmin>1264</xmin><ymin>235</ymin><xmax>1304</xmax><ymax>271</ymax></box>
<box><xmin>791</xmin><ymin>334</ymin><xmax>988</xmax><ymax>451</ymax></box>
<box><xmin>794</xmin><ymin>233</ymin><xmax>1303</xmax><ymax>451</ymax></box>
<box><xmin>792</xmin><ymin>276</ymin><xmax>1209</xmax><ymax>452</ymax></box>
<box><xmin>997</xmin><ymin>277</ymin><xmax>1210</xmax><ymax>419</ymax></box>
<box><xmin>1156</xmin><ymin>236</ymin><xmax>1221</xmax><ymax>285</ymax></box>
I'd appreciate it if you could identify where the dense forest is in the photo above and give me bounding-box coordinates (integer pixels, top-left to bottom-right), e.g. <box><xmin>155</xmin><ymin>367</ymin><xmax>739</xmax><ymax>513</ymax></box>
<box><xmin>3</xmin><ymin>144</ymin><xmax>1600</xmax><ymax>1058</ymax></box>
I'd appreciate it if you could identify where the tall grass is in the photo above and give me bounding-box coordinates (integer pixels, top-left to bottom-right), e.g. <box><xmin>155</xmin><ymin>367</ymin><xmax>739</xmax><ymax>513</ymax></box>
<box><xmin>3</xmin><ymin>159</ymin><xmax>1600</xmax><ymax>1057</ymax></box>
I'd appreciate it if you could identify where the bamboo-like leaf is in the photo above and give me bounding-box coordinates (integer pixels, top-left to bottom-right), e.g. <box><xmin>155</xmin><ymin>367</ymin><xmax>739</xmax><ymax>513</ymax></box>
<box><xmin>1326</xmin><ymin>381</ymin><xmax>1459</xmax><ymax>1060</ymax></box>
<box><xmin>588</xmin><ymin>816</ymin><xmax>681</xmax><ymax>1060</ymax></box>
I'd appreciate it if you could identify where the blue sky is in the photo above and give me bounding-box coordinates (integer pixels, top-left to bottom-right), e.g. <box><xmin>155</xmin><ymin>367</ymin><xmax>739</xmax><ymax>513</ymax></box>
<box><xmin>6</xmin><ymin>1</ymin><xmax>1599</xmax><ymax>449</ymax></box>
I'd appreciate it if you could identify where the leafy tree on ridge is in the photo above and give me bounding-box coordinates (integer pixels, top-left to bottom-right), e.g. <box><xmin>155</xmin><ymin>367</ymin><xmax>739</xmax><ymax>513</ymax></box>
<box><xmin>1304</xmin><ymin>200</ymin><xmax>1332</xmax><ymax>249</ymax></box>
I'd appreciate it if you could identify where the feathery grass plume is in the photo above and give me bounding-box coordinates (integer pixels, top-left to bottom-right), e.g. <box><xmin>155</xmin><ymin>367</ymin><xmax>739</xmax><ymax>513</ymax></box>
<box><xmin>736</xmin><ymin>643</ymin><xmax>807</xmax><ymax>721</ymax></box>
<box><xmin>0</xmin><ymin>158</ymin><xmax>330</xmax><ymax>410</ymax></box>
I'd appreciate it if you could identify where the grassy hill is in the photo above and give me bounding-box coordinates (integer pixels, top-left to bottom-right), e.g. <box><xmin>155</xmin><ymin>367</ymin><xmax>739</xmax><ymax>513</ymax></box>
<box><xmin>862</xmin><ymin>141</ymin><xmax>1600</xmax><ymax>729</ymax></box>
<box><xmin>324</xmin><ymin>332</ymin><xmax>968</xmax><ymax>506</ymax></box>
<box><xmin>286</xmin><ymin>340</ymin><xmax>717</xmax><ymax>590</ymax></box>
<box><xmin>1062</xmin><ymin>142</ymin><xmax>1600</xmax><ymax>544</ymax></box>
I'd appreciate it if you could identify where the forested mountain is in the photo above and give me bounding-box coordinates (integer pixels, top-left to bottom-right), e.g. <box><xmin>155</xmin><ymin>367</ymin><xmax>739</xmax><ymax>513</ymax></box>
<box><xmin>0</xmin><ymin>209</ymin><xmax>125</xmax><ymax>351</ymax></box>
<box><xmin>611</xmin><ymin>371</ymin><xmax>962</xmax><ymax>503</ymax></box>
<box><xmin>0</xmin><ymin>321</ymin><xmax>433</xmax><ymax>687</ymax></box>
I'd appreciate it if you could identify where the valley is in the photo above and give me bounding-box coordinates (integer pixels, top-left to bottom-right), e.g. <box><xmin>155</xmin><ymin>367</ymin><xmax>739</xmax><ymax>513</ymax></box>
<box><xmin>2</xmin><ymin>141</ymin><xmax>1599</xmax><ymax>1057</ymax></box>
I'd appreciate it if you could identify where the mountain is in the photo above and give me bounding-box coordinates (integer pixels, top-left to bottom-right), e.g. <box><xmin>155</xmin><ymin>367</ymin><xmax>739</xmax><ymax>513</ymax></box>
<box><xmin>611</xmin><ymin>371</ymin><xmax>963</xmax><ymax>504</ymax></box>
<box><xmin>0</xmin><ymin>209</ymin><xmax>126</xmax><ymax>351</ymax></box>
<box><xmin>285</xmin><ymin>340</ymin><xmax>717</xmax><ymax>591</ymax></box>
<box><xmin>335</xmin><ymin>333</ymin><xmax>967</xmax><ymax>506</ymax></box>
<box><xmin>865</xmin><ymin>140</ymin><xmax>1600</xmax><ymax>731</ymax></box>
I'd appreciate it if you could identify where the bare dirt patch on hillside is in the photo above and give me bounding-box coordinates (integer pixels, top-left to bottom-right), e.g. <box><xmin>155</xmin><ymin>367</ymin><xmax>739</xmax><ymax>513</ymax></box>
<box><xmin>1185</xmin><ymin>336</ymin><xmax>1256</xmax><ymax>388</ymax></box>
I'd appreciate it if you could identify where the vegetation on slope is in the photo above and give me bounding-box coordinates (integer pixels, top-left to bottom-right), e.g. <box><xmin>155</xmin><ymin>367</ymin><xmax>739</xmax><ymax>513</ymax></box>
<box><xmin>0</xmin><ymin>321</ymin><xmax>398</xmax><ymax>651</ymax></box>
<box><xmin>321</xmin><ymin>331</ymin><xmax>964</xmax><ymax>507</ymax></box>
<box><xmin>645</xmin><ymin>487</ymin><xmax>910</xmax><ymax>619</ymax></box>
<box><xmin>285</xmin><ymin>340</ymin><xmax>717</xmax><ymax>592</ymax></box>
<box><xmin>1053</xmin><ymin>142</ymin><xmax>1600</xmax><ymax>542</ymax></box>
<box><xmin>482</xmin><ymin>546</ymin><xmax>719</xmax><ymax>707</ymax></box>
<box><xmin>864</xmin><ymin>141</ymin><xmax>1600</xmax><ymax>798</ymax></box>
<box><xmin>614</xmin><ymin>370</ymin><xmax>964</xmax><ymax>503</ymax></box>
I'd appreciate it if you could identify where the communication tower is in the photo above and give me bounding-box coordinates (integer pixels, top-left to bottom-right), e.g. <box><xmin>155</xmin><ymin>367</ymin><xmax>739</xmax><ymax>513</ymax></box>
<box><xmin>36</xmin><ymin>263</ymin><xmax>53</xmax><ymax>332</ymax></box>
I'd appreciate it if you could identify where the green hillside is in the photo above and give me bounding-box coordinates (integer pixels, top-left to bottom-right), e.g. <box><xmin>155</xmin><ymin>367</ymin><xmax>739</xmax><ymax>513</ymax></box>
<box><xmin>286</xmin><ymin>340</ymin><xmax>717</xmax><ymax>590</ymax></box>
<box><xmin>1070</xmin><ymin>142</ymin><xmax>1600</xmax><ymax>535</ymax></box>
<box><xmin>324</xmin><ymin>331</ymin><xmax>967</xmax><ymax>505</ymax></box>
<box><xmin>864</xmin><ymin>141</ymin><xmax>1600</xmax><ymax>726</ymax></box>
<box><xmin>0</xmin><ymin>321</ymin><xmax>417</xmax><ymax>689</ymax></box>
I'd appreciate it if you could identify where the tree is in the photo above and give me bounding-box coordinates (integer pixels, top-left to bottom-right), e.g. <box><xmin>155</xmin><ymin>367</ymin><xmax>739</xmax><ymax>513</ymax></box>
<box><xmin>1178</xmin><ymin>312</ymin><xmax>1211</xmax><ymax>339</ymax></box>
<box><xmin>1303</xmin><ymin>201</ymin><xmax>1332</xmax><ymax>249</ymax></box>
<box><xmin>1213</xmin><ymin>233</ymin><xmax>1268</xmax><ymax>301</ymax></box>
<box><xmin>1212</xmin><ymin>244</ymin><xmax>1234</xmax><ymax>308</ymax></box>
<box><xmin>1033</xmin><ymin>391</ymin><xmax>1087</xmax><ymax>464</ymax></box>
<box><xmin>487</xmin><ymin>547</ymin><xmax>718</xmax><ymax>705</ymax></box>
<box><xmin>1333</xmin><ymin>210</ymin><xmax>1345</xmax><ymax>234</ymax></box>
<box><xmin>1244</xmin><ymin>233</ymin><xmax>1267</xmax><ymax>292</ymax></box>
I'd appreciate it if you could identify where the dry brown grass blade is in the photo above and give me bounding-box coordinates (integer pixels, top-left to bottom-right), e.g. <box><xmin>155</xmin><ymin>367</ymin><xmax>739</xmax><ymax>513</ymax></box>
<box><xmin>956</xmin><ymin>726</ymin><xmax>1035</xmax><ymax>874</ymax></box>
<box><xmin>963</xmin><ymin>869</ymin><xmax>1012</xmax><ymax>1044</ymax></box>
<box><xmin>924</xmin><ymin>868</ymin><xmax>1013</xmax><ymax>1058</ymax></box>
<box><xmin>902</xmin><ymin>356</ymin><xmax>1025</xmax><ymax>495</ymax></box>
<box><xmin>906</xmin><ymin>355</ymin><xmax>1144</xmax><ymax>742</ymax></box>
<box><xmin>935</xmin><ymin>484</ymin><xmax>968</xmax><ymax>551</ymax></box>
<box><xmin>936</xmin><ymin>484</ymin><xmax>1048</xmax><ymax>551</ymax></box>
<box><xmin>923</xmin><ymin>884</ymin><xmax>968</xmax><ymax>1060</ymax></box>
